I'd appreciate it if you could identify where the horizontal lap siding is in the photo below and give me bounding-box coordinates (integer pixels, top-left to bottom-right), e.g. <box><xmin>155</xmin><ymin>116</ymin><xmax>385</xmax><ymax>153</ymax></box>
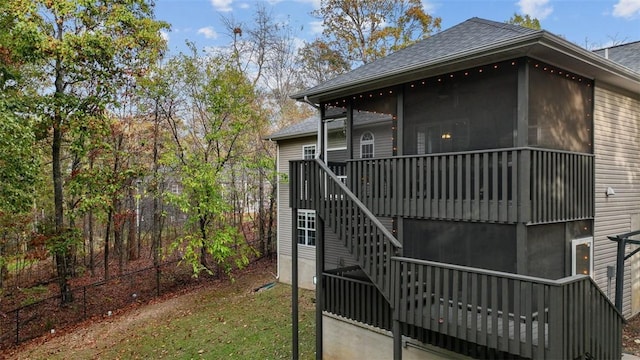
<box><xmin>278</xmin><ymin>136</ymin><xmax>317</xmax><ymax>260</ymax></box>
<box><xmin>353</xmin><ymin>123</ymin><xmax>393</xmax><ymax>158</ymax></box>
<box><xmin>593</xmin><ymin>85</ymin><xmax>640</xmax><ymax>318</ymax></box>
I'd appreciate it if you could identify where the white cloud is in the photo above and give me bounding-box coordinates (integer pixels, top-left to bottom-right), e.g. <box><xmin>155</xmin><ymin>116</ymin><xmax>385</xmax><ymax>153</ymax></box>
<box><xmin>296</xmin><ymin>0</ymin><xmax>321</xmax><ymax>9</ymax></box>
<box><xmin>517</xmin><ymin>0</ymin><xmax>553</xmax><ymax>20</ymax></box>
<box><xmin>159</xmin><ymin>30</ymin><xmax>170</xmax><ymax>43</ymax></box>
<box><xmin>309</xmin><ymin>20</ymin><xmax>323</xmax><ymax>35</ymax></box>
<box><xmin>421</xmin><ymin>0</ymin><xmax>437</xmax><ymax>13</ymax></box>
<box><xmin>197</xmin><ymin>26</ymin><xmax>218</xmax><ymax>39</ymax></box>
<box><xmin>613</xmin><ymin>0</ymin><xmax>640</xmax><ymax>18</ymax></box>
<box><xmin>210</xmin><ymin>0</ymin><xmax>233</xmax><ymax>12</ymax></box>
<box><xmin>238</xmin><ymin>2</ymin><xmax>250</xmax><ymax>9</ymax></box>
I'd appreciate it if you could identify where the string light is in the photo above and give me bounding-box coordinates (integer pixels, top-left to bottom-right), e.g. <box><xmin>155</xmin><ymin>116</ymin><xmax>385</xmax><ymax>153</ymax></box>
<box><xmin>326</xmin><ymin>60</ymin><xmax>589</xmax><ymax>114</ymax></box>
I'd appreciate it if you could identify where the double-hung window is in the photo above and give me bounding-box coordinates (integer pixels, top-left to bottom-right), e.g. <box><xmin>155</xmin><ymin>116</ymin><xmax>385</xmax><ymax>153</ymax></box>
<box><xmin>303</xmin><ymin>144</ymin><xmax>316</xmax><ymax>160</ymax></box>
<box><xmin>297</xmin><ymin>209</ymin><xmax>316</xmax><ymax>246</ymax></box>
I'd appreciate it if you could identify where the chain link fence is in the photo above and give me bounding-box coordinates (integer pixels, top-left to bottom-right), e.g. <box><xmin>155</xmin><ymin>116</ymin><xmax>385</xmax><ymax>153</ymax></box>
<box><xmin>0</xmin><ymin>260</ymin><xmax>199</xmax><ymax>349</ymax></box>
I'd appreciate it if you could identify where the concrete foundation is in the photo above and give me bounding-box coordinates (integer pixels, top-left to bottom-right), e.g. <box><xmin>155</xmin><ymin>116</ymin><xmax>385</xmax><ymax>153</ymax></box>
<box><xmin>322</xmin><ymin>314</ymin><xmax>470</xmax><ymax>360</ymax></box>
<box><xmin>278</xmin><ymin>254</ymin><xmax>316</xmax><ymax>290</ymax></box>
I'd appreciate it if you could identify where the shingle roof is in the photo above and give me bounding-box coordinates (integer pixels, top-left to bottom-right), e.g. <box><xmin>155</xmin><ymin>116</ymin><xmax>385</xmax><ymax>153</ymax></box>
<box><xmin>267</xmin><ymin>116</ymin><xmax>317</xmax><ymax>140</ymax></box>
<box><xmin>593</xmin><ymin>41</ymin><xmax>640</xmax><ymax>73</ymax></box>
<box><xmin>268</xmin><ymin>111</ymin><xmax>392</xmax><ymax>141</ymax></box>
<box><xmin>292</xmin><ymin>17</ymin><xmax>539</xmax><ymax>101</ymax></box>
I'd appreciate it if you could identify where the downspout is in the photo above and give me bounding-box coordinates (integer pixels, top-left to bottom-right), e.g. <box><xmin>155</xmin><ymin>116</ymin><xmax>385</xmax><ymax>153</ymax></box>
<box><xmin>303</xmin><ymin>96</ymin><xmax>323</xmax><ymax>161</ymax></box>
<box><xmin>275</xmin><ymin>141</ymin><xmax>280</xmax><ymax>281</ymax></box>
<box><xmin>302</xmin><ymin>95</ymin><xmax>324</xmax><ymax>360</ymax></box>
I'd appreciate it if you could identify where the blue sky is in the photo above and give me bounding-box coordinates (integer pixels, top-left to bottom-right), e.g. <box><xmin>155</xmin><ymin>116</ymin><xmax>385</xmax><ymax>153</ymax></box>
<box><xmin>155</xmin><ymin>0</ymin><xmax>640</xmax><ymax>55</ymax></box>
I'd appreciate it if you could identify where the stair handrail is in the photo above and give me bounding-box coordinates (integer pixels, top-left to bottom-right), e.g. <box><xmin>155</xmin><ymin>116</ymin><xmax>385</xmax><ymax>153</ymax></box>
<box><xmin>314</xmin><ymin>159</ymin><xmax>402</xmax><ymax>250</ymax></box>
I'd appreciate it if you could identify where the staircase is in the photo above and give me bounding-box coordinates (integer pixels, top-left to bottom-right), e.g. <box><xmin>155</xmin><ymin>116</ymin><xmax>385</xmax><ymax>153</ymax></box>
<box><xmin>290</xmin><ymin>159</ymin><xmax>401</xmax><ymax>301</ymax></box>
<box><xmin>290</xmin><ymin>159</ymin><xmax>623</xmax><ymax>359</ymax></box>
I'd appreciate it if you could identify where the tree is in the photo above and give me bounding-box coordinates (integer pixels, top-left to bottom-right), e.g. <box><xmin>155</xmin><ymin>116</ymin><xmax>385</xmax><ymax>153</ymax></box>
<box><xmin>297</xmin><ymin>39</ymin><xmax>351</xmax><ymax>87</ymax></box>
<box><xmin>4</xmin><ymin>0</ymin><xmax>168</xmax><ymax>301</ymax></box>
<box><xmin>161</xmin><ymin>46</ymin><xmax>260</xmax><ymax>276</ymax></box>
<box><xmin>507</xmin><ymin>13</ymin><xmax>541</xmax><ymax>30</ymax></box>
<box><xmin>313</xmin><ymin>0</ymin><xmax>441</xmax><ymax>65</ymax></box>
<box><xmin>220</xmin><ymin>7</ymin><xmax>308</xmax><ymax>255</ymax></box>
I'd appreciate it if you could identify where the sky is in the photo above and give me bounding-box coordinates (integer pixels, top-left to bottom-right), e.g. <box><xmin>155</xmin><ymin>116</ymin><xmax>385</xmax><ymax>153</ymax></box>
<box><xmin>154</xmin><ymin>0</ymin><xmax>640</xmax><ymax>56</ymax></box>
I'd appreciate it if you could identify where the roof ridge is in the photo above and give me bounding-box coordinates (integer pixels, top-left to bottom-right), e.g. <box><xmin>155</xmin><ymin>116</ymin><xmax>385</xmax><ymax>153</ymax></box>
<box><xmin>467</xmin><ymin>17</ymin><xmax>538</xmax><ymax>34</ymax></box>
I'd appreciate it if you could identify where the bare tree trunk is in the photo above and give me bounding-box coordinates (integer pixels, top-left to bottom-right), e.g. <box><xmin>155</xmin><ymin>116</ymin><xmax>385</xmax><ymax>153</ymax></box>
<box><xmin>258</xmin><ymin>169</ymin><xmax>265</xmax><ymax>255</ymax></box>
<box><xmin>128</xmin><ymin>182</ymin><xmax>137</xmax><ymax>261</ymax></box>
<box><xmin>88</xmin><ymin>209</ymin><xmax>95</xmax><ymax>276</ymax></box>
<box><xmin>199</xmin><ymin>215</ymin><xmax>209</xmax><ymax>272</ymax></box>
<box><xmin>88</xmin><ymin>157</ymin><xmax>95</xmax><ymax>276</ymax></box>
<box><xmin>152</xmin><ymin>101</ymin><xmax>162</xmax><ymax>268</ymax></box>
<box><xmin>266</xmin><ymin>172</ymin><xmax>277</xmax><ymax>258</ymax></box>
<box><xmin>53</xmin><ymin>18</ymin><xmax>72</xmax><ymax>304</ymax></box>
<box><xmin>104</xmin><ymin>209</ymin><xmax>112</xmax><ymax>280</ymax></box>
<box><xmin>113</xmin><ymin>199</ymin><xmax>124</xmax><ymax>275</ymax></box>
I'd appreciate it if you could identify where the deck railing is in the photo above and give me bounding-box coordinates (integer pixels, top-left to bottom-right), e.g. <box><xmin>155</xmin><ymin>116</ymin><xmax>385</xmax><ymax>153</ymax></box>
<box><xmin>290</xmin><ymin>159</ymin><xmax>402</xmax><ymax>302</ymax></box>
<box><xmin>347</xmin><ymin>148</ymin><xmax>593</xmax><ymax>224</ymax></box>
<box><xmin>323</xmin><ymin>267</ymin><xmax>392</xmax><ymax>331</ymax></box>
<box><xmin>392</xmin><ymin>257</ymin><xmax>622</xmax><ymax>359</ymax></box>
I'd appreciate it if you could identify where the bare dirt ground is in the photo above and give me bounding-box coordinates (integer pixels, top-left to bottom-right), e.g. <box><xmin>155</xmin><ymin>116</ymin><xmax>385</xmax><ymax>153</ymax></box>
<box><xmin>624</xmin><ymin>315</ymin><xmax>640</xmax><ymax>356</ymax></box>
<box><xmin>2</xmin><ymin>258</ymin><xmax>277</xmax><ymax>360</ymax></box>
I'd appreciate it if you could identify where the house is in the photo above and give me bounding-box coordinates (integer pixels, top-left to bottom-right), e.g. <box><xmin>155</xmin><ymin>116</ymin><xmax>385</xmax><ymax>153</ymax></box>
<box><xmin>271</xmin><ymin>18</ymin><xmax>639</xmax><ymax>359</ymax></box>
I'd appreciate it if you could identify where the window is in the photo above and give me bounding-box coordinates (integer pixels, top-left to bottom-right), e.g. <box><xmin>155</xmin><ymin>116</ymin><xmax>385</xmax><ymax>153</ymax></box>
<box><xmin>297</xmin><ymin>210</ymin><xmax>316</xmax><ymax>246</ymax></box>
<box><xmin>302</xmin><ymin>144</ymin><xmax>316</xmax><ymax>160</ymax></box>
<box><xmin>360</xmin><ymin>132</ymin><xmax>374</xmax><ymax>158</ymax></box>
<box><xmin>171</xmin><ymin>183</ymin><xmax>181</xmax><ymax>194</ymax></box>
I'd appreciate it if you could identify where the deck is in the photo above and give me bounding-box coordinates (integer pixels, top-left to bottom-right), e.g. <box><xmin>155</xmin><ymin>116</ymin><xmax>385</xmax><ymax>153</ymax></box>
<box><xmin>292</xmin><ymin>158</ymin><xmax>622</xmax><ymax>359</ymax></box>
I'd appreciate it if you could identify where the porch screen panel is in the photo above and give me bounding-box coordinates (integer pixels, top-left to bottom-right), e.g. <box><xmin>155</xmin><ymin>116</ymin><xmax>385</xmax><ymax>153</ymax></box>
<box><xmin>403</xmin><ymin>219</ymin><xmax>516</xmax><ymax>273</ymax></box>
<box><xmin>403</xmin><ymin>60</ymin><xmax>518</xmax><ymax>155</ymax></box>
<box><xmin>528</xmin><ymin>61</ymin><xmax>594</xmax><ymax>153</ymax></box>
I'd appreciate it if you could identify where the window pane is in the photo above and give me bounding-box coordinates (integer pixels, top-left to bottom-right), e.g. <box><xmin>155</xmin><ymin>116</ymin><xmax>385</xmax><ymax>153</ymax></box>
<box><xmin>303</xmin><ymin>145</ymin><xmax>316</xmax><ymax>160</ymax></box>
<box><xmin>307</xmin><ymin>230</ymin><xmax>316</xmax><ymax>246</ymax></box>
<box><xmin>307</xmin><ymin>214</ymin><xmax>315</xmax><ymax>230</ymax></box>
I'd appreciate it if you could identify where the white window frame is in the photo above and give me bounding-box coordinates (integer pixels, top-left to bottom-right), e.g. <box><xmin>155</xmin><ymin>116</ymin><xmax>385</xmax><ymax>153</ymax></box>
<box><xmin>572</xmin><ymin>237</ymin><xmax>593</xmax><ymax>278</ymax></box>
<box><xmin>360</xmin><ymin>132</ymin><xmax>374</xmax><ymax>159</ymax></box>
<box><xmin>302</xmin><ymin>144</ymin><xmax>316</xmax><ymax>160</ymax></box>
<box><xmin>297</xmin><ymin>209</ymin><xmax>316</xmax><ymax>247</ymax></box>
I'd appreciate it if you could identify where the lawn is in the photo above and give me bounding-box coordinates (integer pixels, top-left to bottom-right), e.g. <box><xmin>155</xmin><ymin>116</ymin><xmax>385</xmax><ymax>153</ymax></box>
<box><xmin>8</xmin><ymin>260</ymin><xmax>316</xmax><ymax>359</ymax></box>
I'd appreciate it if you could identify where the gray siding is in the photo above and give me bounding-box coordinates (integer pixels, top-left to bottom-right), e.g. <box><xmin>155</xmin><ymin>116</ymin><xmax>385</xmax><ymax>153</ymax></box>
<box><xmin>278</xmin><ymin>136</ymin><xmax>317</xmax><ymax>261</ymax></box>
<box><xmin>353</xmin><ymin>123</ymin><xmax>394</xmax><ymax>158</ymax></box>
<box><xmin>593</xmin><ymin>84</ymin><xmax>640</xmax><ymax>318</ymax></box>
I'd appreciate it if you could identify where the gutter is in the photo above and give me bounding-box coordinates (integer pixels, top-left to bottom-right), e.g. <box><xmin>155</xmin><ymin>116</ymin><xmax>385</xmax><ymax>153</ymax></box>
<box><xmin>293</xmin><ymin>31</ymin><xmax>640</xmax><ymax>103</ymax></box>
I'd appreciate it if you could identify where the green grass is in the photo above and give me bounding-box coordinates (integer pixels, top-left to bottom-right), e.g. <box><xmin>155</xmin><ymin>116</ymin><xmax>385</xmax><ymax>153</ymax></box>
<box><xmin>111</xmin><ymin>284</ymin><xmax>316</xmax><ymax>360</ymax></box>
<box><xmin>13</xmin><ymin>270</ymin><xmax>317</xmax><ymax>360</ymax></box>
